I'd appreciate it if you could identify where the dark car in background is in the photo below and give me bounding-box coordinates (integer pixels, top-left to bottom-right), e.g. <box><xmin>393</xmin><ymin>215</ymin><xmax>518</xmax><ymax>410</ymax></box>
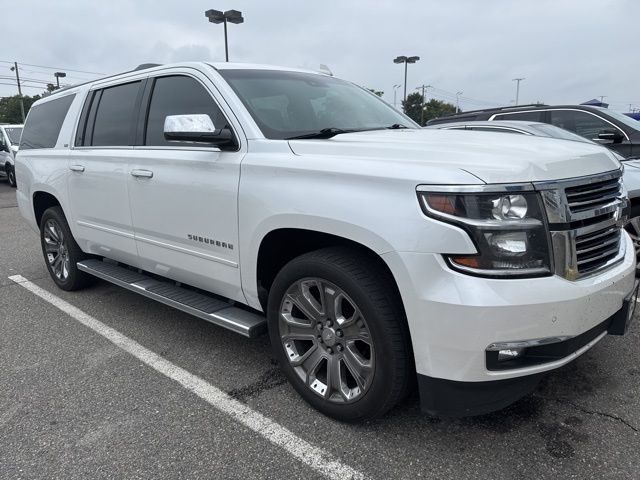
<box><xmin>428</xmin><ymin>104</ymin><xmax>640</xmax><ymax>159</ymax></box>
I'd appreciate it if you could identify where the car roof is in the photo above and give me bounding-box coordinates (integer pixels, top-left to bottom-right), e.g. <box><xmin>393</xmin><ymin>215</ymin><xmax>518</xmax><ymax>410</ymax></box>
<box><xmin>47</xmin><ymin>61</ymin><xmax>327</xmax><ymax>98</ymax></box>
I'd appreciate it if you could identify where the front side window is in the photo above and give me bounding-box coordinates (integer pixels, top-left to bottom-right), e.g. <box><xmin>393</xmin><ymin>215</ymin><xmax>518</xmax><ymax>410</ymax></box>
<box><xmin>549</xmin><ymin>110</ymin><xmax>618</xmax><ymax>140</ymax></box>
<box><xmin>493</xmin><ymin>111</ymin><xmax>543</xmax><ymax>122</ymax></box>
<box><xmin>218</xmin><ymin>69</ymin><xmax>416</xmax><ymax>139</ymax></box>
<box><xmin>91</xmin><ymin>81</ymin><xmax>141</xmax><ymax>146</ymax></box>
<box><xmin>145</xmin><ymin>75</ymin><xmax>229</xmax><ymax>147</ymax></box>
<box><xmin>20</xmin><ymin>94</ymin><xmax>75</xmax><ymax>150</ymax></box>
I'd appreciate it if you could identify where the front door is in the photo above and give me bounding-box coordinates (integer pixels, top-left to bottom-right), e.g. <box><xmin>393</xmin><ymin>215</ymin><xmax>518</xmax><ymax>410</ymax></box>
<box><xmin>127</xmin><ymin>72</ymin><xmax>245</xmax><ymax>302</ymax></box>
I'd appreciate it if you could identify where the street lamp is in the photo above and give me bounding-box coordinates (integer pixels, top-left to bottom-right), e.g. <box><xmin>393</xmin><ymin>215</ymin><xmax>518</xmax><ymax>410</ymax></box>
<box><xmin>512</xmin><ymin>77</ymin><xmax>525</xmax><ymax>105</ymax></box>
<box><xmin>393</xmin><ymin>55</ymin><xmax>420</xmax><ymax>104</ymax></box>
<box><xmin>54</xmin><ymin>71</ymin><xmax>66</xmax><ymax>89</ymax></box>
<box><xmin>456</xmin><ymin>91</ymin><xmax>463</xmax><ymax>113</ymax></box>
<box><xmin>393</xmin><ymin>84</ymin><xmax>402</xmax><ymax>108</ymax></box>
<box><xmin>205</xmin><ymin>9</ymin><xmax>244</xmax><ymax>62</ymax></box>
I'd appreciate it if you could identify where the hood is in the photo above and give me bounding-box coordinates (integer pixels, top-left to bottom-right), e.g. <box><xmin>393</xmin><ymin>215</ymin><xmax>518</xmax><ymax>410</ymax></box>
<box><xmin>288</xmin><ymin>129</ymin><xmax>621</xmax><ymax>184</ymax></box>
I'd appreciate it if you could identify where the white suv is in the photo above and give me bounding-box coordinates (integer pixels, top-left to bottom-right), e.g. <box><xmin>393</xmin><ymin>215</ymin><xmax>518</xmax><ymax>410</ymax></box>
<box><xmin>15</xmin><ymin>62</ymin><xmax>638</xmax><ymax>421</ymax></box>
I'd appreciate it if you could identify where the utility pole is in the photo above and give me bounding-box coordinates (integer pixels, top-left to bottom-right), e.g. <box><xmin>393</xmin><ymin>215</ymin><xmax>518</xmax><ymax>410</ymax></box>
<box><xmin>10</xmin><ymin>62</ymin><xmax>25</xmax><ymax>122</ymax></box>
<box><xmin>599</xmin><ymin>95</ymin><xmax>606</xmax><ymax>103</ymax></box>
<box><xmin>416</xmin><ymin>84</ymin><xmax>431</xmax><ymax>126</ymax></box>
<box><xmin>512</xmin><ymin>78</ymin><xmax>525</xmax><ymax>106</ymax></box>
<box><xmin>456</xmin><ymin>91</ymin><xmax>463</xmax><ymax>113</ymax></box>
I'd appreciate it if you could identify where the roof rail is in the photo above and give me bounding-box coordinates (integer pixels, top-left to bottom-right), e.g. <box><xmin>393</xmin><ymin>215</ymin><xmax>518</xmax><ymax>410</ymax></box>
<box><xmin>47</xmin><ymin>62</ymin><xmax>163</xmax><ymax>97</ymax></box>
<box><xmin>135</xmin><ymin>63</ymin><xmax>162</xmax><ymax>71</ymax></box>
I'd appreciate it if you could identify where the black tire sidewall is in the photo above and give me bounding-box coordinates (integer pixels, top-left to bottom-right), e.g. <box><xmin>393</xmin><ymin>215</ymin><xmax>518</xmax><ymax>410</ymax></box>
<box><xmin>39</xmin><ymin>207</ymin><xmax>90</xmax><ymax>291</ymax></box>
<box><xmin>268</xmin><ymin>253</ymin><xmax>404</xmax><ymax>422</ymax></box>
<box><xmin>7</xmin><ymin>166</ymin><xmax>16</xmax><ymax>188</ymax></box>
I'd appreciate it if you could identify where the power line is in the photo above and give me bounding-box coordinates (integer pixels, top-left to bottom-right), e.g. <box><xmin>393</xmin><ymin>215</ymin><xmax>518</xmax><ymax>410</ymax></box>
<box><xmin>0</xmin><ymin>60</ymin><xmax>106</xmax><ymax>76</ymax></box>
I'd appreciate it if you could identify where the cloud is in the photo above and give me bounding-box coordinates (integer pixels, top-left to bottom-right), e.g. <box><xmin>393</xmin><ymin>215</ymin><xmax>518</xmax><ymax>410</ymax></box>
<box><xmin>2</xmin><ymin>0</ymin><xmax>638</xmax><ymax>111</ymax></box>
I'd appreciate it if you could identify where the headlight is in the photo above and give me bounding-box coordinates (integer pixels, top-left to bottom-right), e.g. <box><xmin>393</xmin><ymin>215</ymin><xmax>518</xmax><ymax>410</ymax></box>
<box><xmin>418</xmin><ymin>189</ymin><xmax>552</xmax><ymax>278</ymax></box>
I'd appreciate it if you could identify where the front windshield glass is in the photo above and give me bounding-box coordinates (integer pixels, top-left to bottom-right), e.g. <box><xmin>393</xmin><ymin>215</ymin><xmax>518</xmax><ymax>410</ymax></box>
<box><xmin>5</xmin><ymin>127</ymin><xmax>23</xmax><ymax>145</ymax></box>
<box><xmin>218</xmin><ymin>69</ymin><xmax>417</xmax><ymax>139</ymax></box>
<box><xmin>593</xmin><ymin>107</ymin><xmax>640</xmax><ymax>131</ymax></box>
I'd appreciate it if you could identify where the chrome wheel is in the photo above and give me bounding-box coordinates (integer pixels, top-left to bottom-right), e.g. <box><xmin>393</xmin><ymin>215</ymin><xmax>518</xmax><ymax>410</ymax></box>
<box><xmin>626</xmin><ymin>216</ymin><xmax>640</xmax><ymax>272</ymax></box>
<box><xmin>279</xmin><ymin>278</ymin><xmax>374</xmax><ymax>404</ymax></box>
<box><xmin>43</xmin><ymin>219</ymin><xmax>70</xmax><ymax>280</ymax></box>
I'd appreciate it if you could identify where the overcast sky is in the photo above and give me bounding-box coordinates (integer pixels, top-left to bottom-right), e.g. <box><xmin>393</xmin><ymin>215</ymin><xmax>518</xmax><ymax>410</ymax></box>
<box><xmin>2</xmin><ymin>0</ymin><xmax>638</xmax><ymax>112</ymax></box>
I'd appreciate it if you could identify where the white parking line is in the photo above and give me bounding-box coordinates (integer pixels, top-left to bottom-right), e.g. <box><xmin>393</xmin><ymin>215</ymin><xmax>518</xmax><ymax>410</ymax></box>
<box><xmin>9</xmin><ymin>275</ymin><xmax>367</xmax><ymax>480</ymax></box>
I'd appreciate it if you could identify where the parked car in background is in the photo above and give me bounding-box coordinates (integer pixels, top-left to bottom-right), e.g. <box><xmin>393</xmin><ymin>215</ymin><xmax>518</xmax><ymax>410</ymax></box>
<box><xmin>427</xmin><ymin>120</ymin><xmax>640</xmax><ymax>274</ymax></box>
<box><xmin>428</xmin><ymin>104</ymin><xmax>640</xmax><ymax>160</ymax></box>
<box><xmin>0</xmin><ymin>124</ymin><xmax>22</xmax><ymax>187</ymax></box>
<box><xmin>14</xmin><ymin>62</ymin><xmax>637</xmax><ymax>421</ymax></box>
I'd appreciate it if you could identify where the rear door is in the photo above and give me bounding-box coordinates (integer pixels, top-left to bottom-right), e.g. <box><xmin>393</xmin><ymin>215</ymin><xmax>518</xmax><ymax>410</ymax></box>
<box><xmin>126</xmin><ymin>70</ymin><xmax>246</xmax><ymax>302</ymax></box>
<box><xmin>67</xmin><ymin>80</ymin><xmax>145</xmax><ymax>265</ymax></box>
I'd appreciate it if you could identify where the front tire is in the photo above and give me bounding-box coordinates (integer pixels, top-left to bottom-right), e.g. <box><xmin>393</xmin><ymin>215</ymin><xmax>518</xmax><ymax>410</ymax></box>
<box><xmin>267</xmin><ymin>247</ymin><xmax>412</xmax><ymax>422</ymax></box>
<box><xmin>40</xmin><ymin>206</ymin><xmax>95</xmax><ymax>291</ymax></box>
<box><xmin>6</xmin><ymin>164</ymin><xmax>16</xmax><ymax>188</ymax></box>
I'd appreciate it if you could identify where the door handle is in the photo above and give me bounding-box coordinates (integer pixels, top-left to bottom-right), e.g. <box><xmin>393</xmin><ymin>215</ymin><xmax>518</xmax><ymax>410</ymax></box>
<box><xmin>69</xmin><ymin>165</ymin><xmax>85</xmax><ymax>172</ymax></box>
<box><xmin>131</xmin><ymin>169</ymin><xmax>154</xmax><ymax>178</ymax></box>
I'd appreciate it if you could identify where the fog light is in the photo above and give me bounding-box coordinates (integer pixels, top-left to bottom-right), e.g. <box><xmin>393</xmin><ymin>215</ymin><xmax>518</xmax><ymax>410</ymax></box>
<box><xmin>498</xmin><ymin>348</ymin><xmax>525</xmax><ymax>361</ymax></box>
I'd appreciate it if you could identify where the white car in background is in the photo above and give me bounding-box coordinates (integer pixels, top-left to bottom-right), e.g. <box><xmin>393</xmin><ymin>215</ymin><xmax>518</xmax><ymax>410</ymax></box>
<box><xmin>427</xmin><ymin>120</ymin><xmax>640</xmax><ymax>273</ymax></box>
<box><xmin>0</xmin><ymin>124</ymin><xmax>23</xmax><ymax>187</ymax></box>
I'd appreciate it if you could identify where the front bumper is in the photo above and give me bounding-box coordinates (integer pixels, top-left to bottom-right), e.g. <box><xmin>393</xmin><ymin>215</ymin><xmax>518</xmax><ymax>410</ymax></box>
<box><xmin>382</xmin><ymin>231</ymin><xmax>636</xmax><ymax>384</ymax></box>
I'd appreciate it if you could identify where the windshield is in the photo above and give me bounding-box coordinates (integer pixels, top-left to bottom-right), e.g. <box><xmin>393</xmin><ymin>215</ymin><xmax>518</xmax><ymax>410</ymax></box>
<box><xmin>593</xmin><ymin>107</ymin><xmax>640</xmax><ymax>131</ymax></box>
<box><xmin>526</xmin><ymin>123</ymin><xmax>593</xmax><ymax>143</ymax></box>
<box><xmin>218</xmin><ymin>69</ymin><xmax>417</xmax><ymax>139</ymax></box>
<box><xmin>5</xmin><ymin>127</ymin><xmax>23</xmax><ymax>145</ymax></box>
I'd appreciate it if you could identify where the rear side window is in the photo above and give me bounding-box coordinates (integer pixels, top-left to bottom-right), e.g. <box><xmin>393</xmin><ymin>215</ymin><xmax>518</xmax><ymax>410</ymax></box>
<box><xmin>90</xmin><ymin>81</ymin><xmax>141</xmax><ymax>146</ymax></box>
<box><xmin>493</xmin><ymin>111</ymin><xmax>543</xmax><ymax>122</ymax></box>
<box><xmin>144</xmin><ymin>75</ymin><xmax>229</xmax><ymax>147</ymax></box>
<box><xmin>20</xmin><ymin>94</ymin><xmax>75</xmax><ymax>150</ymax></box>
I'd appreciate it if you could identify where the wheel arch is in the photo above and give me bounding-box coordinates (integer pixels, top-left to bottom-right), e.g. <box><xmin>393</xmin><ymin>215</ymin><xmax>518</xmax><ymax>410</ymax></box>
<box><xmin>254</xmin><ymin>227</ymin><xmax>403</xmax><ymax>315</ymax></box>
<box><xmin>33</xmin><ymin>190</ymin><xmax>62</xmax><ymax>227</ymax></box>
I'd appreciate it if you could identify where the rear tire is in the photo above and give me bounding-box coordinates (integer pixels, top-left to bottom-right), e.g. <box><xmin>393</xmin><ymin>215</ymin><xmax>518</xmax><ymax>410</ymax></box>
<box><xmin>267</xmin><ymin>247</ymin><xmax>412</xmax><ymax>422</ymax></box>
<box><xmin>6</xmin><ymin>164</ymin><xmax>16</xmax><ymax>188</ymax></box>
<box><xmin>40</xmin><ymin>206</ymin><xmax>96</xmax><ymax>291</ymax></box>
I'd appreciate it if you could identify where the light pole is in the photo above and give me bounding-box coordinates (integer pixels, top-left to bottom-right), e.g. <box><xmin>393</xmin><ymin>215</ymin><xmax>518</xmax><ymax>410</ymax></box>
<box><xmin>205</xmin><ymin>9</ymin><xmax>244</xmax><ymax>62</ymax></box>
<box><xmin>393</xmin><ymin>84</ymin><xmax>401</xmax><ymax>108</ymax></box>
<box><xmin>599</xmin><ymin>95</ymin><xmax>607</xmax><ymax>104</ymax></box>
<box><xmin>456</xmin><ymin>91</ymin><xmax>463</xmax><ymax>113</ymax></box>
<box><xmin>54</xmin><ymin>71</ymin><xmax>66</xmax><ymax>89</ymax></box>
<box><xmin>416</xmin><ymin>84</ymin><xmax>431</xmax><ymax>126</ymax></box>
<box><xmin>512</xmin><ymin>77</ymin><xmax>525</xmax><ymax>105</ymax></box>
<box><xmin>393</xmin><ymin>55</ymin><xmax>420</xmax><ymax>105</ymax></box>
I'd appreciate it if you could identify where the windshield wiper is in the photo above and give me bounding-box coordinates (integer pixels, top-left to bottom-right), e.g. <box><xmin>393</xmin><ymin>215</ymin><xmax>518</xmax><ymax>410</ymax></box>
<box><xmin>386</xmin><ymin>123</ymin><xmax>409</xmax><ymax>129</ymax></box>
<box><xmin>286</xmin><ymin>128</ymin><xmax>359</xmax><ymax>140</ymax></box>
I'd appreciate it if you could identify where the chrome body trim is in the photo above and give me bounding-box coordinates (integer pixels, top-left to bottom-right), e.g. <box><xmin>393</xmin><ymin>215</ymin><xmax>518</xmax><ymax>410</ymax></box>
<box><xmin>487</xmin><ymin>335</ymin><xmax>573</xmax><ymax>351</ymax></box>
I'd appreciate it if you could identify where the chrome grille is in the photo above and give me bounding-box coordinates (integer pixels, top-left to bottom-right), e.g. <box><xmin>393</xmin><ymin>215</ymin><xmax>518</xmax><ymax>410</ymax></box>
<box><xmin>575</xmin><ymin>225</ymin><xmax>622</xmax><ymax>274</ymax></box>
<box><xmin>537</xmin><ymin>169</ymin><xmax>627</xmax><ymax>280</ymax></box>
<box><xmin>565</xmin><ymin>177</ymin><xmax>622</xmax><ymax>213</ymax></box>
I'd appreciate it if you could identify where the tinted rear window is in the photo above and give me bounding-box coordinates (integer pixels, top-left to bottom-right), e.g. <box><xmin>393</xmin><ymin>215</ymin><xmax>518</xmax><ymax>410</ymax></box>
<box><xmin>91</xmin><ymin>81</ymin><xmax>141</xmax><ymax>146</ymax></box>
<box><xmin>20</xmin><ymin>94</ymin><xmax>75</xmax><ymax>150</ymax></box>
<box><xmin>493</xmin><ymin>111</ymin><xmax>543</xmax><ymax>122</ymax></box>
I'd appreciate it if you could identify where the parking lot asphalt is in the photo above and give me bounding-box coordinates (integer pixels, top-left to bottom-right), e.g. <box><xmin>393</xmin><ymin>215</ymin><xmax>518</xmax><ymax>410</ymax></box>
<box><xmin>0</xmin><ymin>179</ymin><xmax>639</xmax><ymax>480</ymax></box>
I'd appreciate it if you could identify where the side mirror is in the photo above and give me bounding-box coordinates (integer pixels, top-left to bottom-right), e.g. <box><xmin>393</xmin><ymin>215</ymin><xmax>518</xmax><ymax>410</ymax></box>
<box><xmin>163</xmin><ymin>114</ymin><xmax>235</xmax><ymax>147</ymax></box>
<box><xmin>596</xmin><ymin>129</ymin><xmax>624</xmax><ymax>144</ymax></box>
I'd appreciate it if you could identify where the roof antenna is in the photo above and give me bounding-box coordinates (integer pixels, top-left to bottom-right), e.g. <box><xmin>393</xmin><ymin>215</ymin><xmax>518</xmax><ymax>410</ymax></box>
<box><xmin>319</xmin><ymin>64</ymin><xmax>333</xmax><ymax>76</ymax></box>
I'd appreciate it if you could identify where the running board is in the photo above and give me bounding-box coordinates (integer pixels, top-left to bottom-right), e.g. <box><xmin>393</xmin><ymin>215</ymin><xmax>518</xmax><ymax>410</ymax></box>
<box><xmin>77</xmin><ymin>259</ymin><xmax>266</xmax><ymax>337</ymax></box>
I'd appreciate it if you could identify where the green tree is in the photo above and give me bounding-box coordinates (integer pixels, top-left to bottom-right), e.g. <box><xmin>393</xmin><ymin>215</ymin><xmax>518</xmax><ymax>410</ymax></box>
<box><xmin>402</xmin><ymin>93</ymin><xmax>458</xmax><ymax>126</ymax></box>
<box><xmin>0</xmin><ymin>94</ymin><xmax>41</xmax><ymax>124</ymax></box>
